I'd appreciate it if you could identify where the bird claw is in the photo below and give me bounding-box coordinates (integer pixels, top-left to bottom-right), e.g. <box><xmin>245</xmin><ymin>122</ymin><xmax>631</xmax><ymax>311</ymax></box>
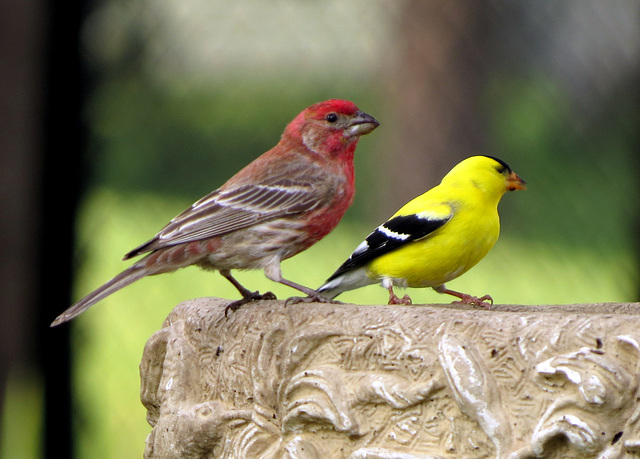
<box><xmin>285</xmin><ymin>293</ymin><xmax>341</xmax><ymax>306</ymax></box>
<box><xmin>453</xmin><ymin>294</ymin><xmax>493</xmax><ymax>309</ymax></box>
<box><xmin>224</xmin><ymin>290</ymin><xmax>277</xmax><ymax>317</ymax></box>
<box><xmin>388</xmin><ymin>293</ymin><xmax>412</xmax><ymax>305</ymax></box>
<box><xmin>258</xmin><ymin>291</ymin><xmax>277</xmax><ymax>301</ymax></box>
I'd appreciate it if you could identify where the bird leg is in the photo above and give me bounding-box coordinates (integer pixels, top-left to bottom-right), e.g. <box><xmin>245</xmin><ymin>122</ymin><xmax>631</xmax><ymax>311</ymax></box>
<box><xmin>387</xmin><ymin>286</ymin><xmax>412</xmax><ymax>305</ymax></box>
<box><xmin>279</xmin><ymin>277</ymin><xmax>340</xmax><ymax>305</ymax></box>
<box><xmin>263</xmin><ymin>262</ymin><xmax>338</xmax><ymax>305</ymax></box>
<box><xmin>435</xmin><ymin>285</ymin><xmax>493</xmax><ymax>309</ymax></box>
<box><xmin>220</xmin><ymin>269</ymin><xmax>277</xmax><ymax>316</ymax></box>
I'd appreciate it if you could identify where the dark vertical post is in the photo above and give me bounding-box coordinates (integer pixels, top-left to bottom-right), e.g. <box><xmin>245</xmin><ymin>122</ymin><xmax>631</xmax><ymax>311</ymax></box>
<box><xmin>0</xmin><ymin>0</ymin><xmax>47</xmax><ymax>440</ymax></box>
<box><xmin>37</xmin><ymin>0</ymin><xmax>90</xmax><ymax>456</ymax></box>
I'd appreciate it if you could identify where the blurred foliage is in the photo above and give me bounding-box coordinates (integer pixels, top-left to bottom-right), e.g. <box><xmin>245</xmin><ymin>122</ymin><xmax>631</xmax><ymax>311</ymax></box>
<box><xmin>20</xmin><ymin>1</ymin><xmax>637</xmax><ymax>459</ymax></box>
<box><xmin>70</xmin><ymin>21</ymin><xmax>637</xmax><ymax>458</ymax></box>
<box><xmin>86</xmin><ymin>76</ymin><xmax>381</xmax><ymax>204</ymax></box>
<box><xmin>0</xmin><ymin>368</ymin><xmax>42</xmax><ymax>459</ymax></box>
<box><xmin>2</xmin><ymin>2</ymin><xmax>638</xmax><ymax>459</ymax></box>
<box><xmin>85</xmin><ymin>67</ymin><xmax>639</xmax><ymax>251</ymax></box>
<box><xmin>485</xmin><ymin>74</ymin><xmax>638</xmax><ymax>251</ymax></box>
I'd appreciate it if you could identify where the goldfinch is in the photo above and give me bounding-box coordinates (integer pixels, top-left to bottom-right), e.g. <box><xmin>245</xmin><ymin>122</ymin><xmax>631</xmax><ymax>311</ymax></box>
<box><xmin>317</xmin><ymin>156</ymin><xmax>526</xmax><ymax>306</ymax></box>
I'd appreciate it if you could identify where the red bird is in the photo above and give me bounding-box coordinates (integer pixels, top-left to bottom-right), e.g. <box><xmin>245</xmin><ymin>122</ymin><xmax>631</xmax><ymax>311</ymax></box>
<box><xmin>51</xmin><ymin>99</ymin><xmax>379</xmax><ymax>326</ymax></box>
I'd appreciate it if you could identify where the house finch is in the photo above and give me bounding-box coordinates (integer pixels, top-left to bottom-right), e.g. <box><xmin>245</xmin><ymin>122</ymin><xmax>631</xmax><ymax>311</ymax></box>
<box><xmin>51</xmin><ymin>99</ymin><xmax>379</xmax><ymax>326</ymax></box>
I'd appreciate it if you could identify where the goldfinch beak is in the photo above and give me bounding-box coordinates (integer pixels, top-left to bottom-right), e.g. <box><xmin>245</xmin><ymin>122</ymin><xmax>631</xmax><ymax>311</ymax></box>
<box><xmin>507</xmin><ymin>171</ymin><xmax>526</xmax><ymax>191</ymax></box>
<box><xmin>345</xmin><ymin>111</ymin><xmax>380</xmax><ymax>138</ymax></box>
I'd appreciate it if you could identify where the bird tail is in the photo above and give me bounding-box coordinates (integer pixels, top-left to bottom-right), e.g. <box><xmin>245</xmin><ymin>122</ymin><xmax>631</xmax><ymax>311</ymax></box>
<box><xmin>317</xmin><ymin>268</ymin><xmax>374</xmax><ymax>300</ymax></box>
<box><xmin>51</xmin><ymin>262</ymin><xmax>149</xmax><ymax>327</ymax></box>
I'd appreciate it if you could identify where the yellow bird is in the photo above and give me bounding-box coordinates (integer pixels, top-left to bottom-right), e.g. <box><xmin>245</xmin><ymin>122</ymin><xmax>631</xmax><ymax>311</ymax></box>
<box><xmin>317</xmin><ymin>156</ymin><xmax>526</xmax><ymax>306</ymax></box>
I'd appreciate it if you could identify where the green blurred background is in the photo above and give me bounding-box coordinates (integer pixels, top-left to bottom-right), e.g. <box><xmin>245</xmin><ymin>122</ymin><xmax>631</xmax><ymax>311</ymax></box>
<box><xmin>1</xmin><ymin>1</ymin><xmax>639</xmax><ymax>458</ymax></box>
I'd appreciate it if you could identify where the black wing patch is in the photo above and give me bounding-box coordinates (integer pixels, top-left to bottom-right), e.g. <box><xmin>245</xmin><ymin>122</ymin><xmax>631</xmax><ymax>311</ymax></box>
<box><xmin>325</xmin><ymin>213</ymin><xmax>450</xmax><ymax>281</ymax></box>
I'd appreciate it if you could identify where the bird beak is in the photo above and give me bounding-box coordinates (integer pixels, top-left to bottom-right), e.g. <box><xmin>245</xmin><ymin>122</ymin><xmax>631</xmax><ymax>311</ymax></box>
<box><xmin>506</xmin><ymin>171</ymin><xmax>526</xmax><ymax>191</ymax></box>
<box><xmin>345</xmin><ymin>111</ymin><xmax>380</xmax><ymax>138</ymax></box>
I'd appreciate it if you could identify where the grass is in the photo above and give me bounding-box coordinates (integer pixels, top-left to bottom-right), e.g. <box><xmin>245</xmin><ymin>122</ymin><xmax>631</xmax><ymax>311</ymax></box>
<box><xmin>56</xmin><ymin>188</ymin><xmax>639</xmax><ymax>458</ymax></box>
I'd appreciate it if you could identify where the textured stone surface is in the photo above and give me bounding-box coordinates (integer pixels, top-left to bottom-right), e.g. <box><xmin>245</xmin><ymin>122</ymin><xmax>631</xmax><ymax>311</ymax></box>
<box><xmin>140</xmin><ymin>298</ymin><xmax>640</xmax><ymax>459</ymax></box>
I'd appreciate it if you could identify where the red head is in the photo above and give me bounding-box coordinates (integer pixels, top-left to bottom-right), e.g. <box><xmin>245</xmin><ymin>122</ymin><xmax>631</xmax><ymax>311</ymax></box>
<box><xmin>283</xmin><ymin>99</ymin><xmax>379</xmax><ymax>159</ymax></box>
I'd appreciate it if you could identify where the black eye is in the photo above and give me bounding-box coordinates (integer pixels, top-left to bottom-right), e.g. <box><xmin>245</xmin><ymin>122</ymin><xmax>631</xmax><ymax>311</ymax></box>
<box><xmin>325</xmin><ymin>113</ymin><xmax>338</xmax><ymax>123</ymax></box>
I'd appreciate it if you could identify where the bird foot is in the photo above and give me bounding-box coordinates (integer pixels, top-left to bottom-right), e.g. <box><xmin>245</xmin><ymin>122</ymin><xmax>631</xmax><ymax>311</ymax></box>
<box><xmin>388</xmin><ymin>293</ymin><xmax>412</xmax><ymax>305</ymax></box>
<box><xmin>452</xmin><ymin>294</ymin><xmax>493</xmax><ymax>309</ymax></box>
<box><xmin>285</xmin><ymin>293</ymin><xmax>341</xmax><ymax>306</ymax></box>
<box><xmin>224</xmin><ymin>290</ymin><xmax>277</xmax><ymax>316</ymax></box>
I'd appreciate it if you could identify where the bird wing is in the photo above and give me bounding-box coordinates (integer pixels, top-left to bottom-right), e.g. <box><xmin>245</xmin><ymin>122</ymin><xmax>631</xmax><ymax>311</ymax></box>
<box><xmin>326</xmin><ymin>204</ymin><xmax>453</xmax><ymax>281</ymax></box>
<box><xmin>124</xmin><ymin>169</ymin><xmax>329</xmax><ymax>259</ymax></box>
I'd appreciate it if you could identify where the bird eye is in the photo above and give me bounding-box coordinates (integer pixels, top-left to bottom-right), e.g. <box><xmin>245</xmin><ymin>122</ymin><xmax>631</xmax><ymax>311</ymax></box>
<box><xmin>325</xmin><ymin>113</ymin><xmax>338</xmax><ymax>123</ymax></box>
